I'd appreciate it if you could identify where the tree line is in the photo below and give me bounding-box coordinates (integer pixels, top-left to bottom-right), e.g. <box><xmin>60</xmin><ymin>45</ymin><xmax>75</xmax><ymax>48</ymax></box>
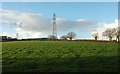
<box><xmin>92</xmin><ymin>27</ymin><xmax>120</xmax><ymax>42</ymax></box>
<box><xmin>48</xmin><ymin>32</ymin><xmax>76</xmax><ymax>40</ymax></box>
<box><xmin>48</xmin><ymin>27</ymin><xmax>120</xmax><ymax>42</ymax></box>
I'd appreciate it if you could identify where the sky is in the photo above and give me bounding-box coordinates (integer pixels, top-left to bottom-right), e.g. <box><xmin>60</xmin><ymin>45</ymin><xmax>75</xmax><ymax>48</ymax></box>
<box><xmin>1</xmin><ymin>0</ymin><xmax>119</xmax><ymax>2</ymax></box>
<box><xmin>0</xmin><ymin>2</ymin><xmax>118</xmax><ymax>40</ymax></box>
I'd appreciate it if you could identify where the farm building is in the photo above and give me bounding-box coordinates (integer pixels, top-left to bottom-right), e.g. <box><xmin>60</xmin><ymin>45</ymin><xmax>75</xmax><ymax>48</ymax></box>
<box><xmin>0</xmin><ymin>36</ymin><xmax>1</xmax><ymax>42</ymax></box>
<box><xmin>0</xmin><ymin>36</ymin><xmax>17</xmax><ymax>42</ymax></box>
<box><xmin>0</xmin><ymin>36</ymin><xmax>7</xmax><ymax>42</ymax></box>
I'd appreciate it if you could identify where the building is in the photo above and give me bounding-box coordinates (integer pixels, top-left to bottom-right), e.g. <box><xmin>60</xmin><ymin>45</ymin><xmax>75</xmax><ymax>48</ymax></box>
<box><xmin>0</xmin><ymin>36</ymin><xmax>17</xmax><ymax>42</ymax></box>
<box><xmin>1</xmin><ymin>36</ymin><xmax>8</xmax><ymax>41</ymax></box>
<box><xmin>0</xmin><ymin>36</ymin><xmax>7</xmax><ymax>42</ymax></box>
<box><xmin>0</xmin><ymin>36</ymin><xmax>2</xmax><ymax>42</ymax></box>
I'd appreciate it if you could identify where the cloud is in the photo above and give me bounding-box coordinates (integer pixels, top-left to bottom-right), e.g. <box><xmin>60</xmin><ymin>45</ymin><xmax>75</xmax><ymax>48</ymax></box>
<box><xmin>93</xmin><ymin>19</ymin><xmax>118</xmax><ymax>40</ymax></box>
<box><xmin>1</xmin><ymin>9</ymin><xmax>118</xmax><ymax>40</ymax></box>
<box><xmin>2</xmin><ymin>32</ymin><xmax>10</xmax><ymax>36</ymax></box>
<box><xmin>57</xmin><ymin>18</ymin><xmax>95</xmax><ymax>32</ymax></box>
<box><xmin>1</xmin><ymin>9</ymin><xmax>96</xmax><ymax>39</ymax></box>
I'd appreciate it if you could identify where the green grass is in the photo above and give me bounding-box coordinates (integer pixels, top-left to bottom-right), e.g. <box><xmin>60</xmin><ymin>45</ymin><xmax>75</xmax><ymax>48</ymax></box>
<box><xmin>2</xmin><ymin>41</ymin><xmax>119</xmax><ymax>72</ymax></box>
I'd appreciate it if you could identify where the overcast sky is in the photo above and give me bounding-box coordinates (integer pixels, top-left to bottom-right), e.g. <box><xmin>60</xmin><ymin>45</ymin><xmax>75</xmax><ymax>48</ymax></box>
<box><xmin>0</xmin><ymin>2</ymin><xmax>118</xmax><ymax>39</ymax></box>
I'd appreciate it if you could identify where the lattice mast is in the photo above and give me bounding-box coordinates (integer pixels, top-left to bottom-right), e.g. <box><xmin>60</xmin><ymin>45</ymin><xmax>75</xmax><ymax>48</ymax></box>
<box><xmin>52</xmin><ymin>13</ymin><xmax>57</xmax><ymax>37</ymax></box>
<box><xmin>16</xmin><ymin>33</ymin><xmax>18</xmax><ymax>39</ymax></box>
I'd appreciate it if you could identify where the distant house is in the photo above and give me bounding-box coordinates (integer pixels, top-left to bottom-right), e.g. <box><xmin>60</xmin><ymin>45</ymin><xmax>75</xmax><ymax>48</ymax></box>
<box><xmin>0</xmin><ymin>36</ymin><xmax>2</xmax><ymax>42</ymax></box>
<box><xmin>0</xmin><ymin>36</ymin><xmax>9</xmax><ymax>42</ymax></box>
<box><xmin>1</xmin><ymin>36</ymin><xmax>8</xmax><ymax>41</ymax></box>
<box><xmin>0</xmin><ymin>36</ymin><xmax>17</xmax><ymax>42</ymax></box>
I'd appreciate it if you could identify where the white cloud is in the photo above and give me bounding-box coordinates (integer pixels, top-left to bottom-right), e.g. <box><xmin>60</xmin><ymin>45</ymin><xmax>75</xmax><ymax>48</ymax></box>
<box><xmin>1</xmin><ymin>9</ymin><xmax>118</xmax><ymax>40</ymax></box>
<box><xmin>76</xmin><ymin>19</ymin><xmax>87</xmax><ymax>22</ymax></box>
<box><xmin>93</xmin><ymin>19</ymin><xmax>118</xmax><ymax>40</ymax></box>
<box><xmin>1</xmin><ymin>9</ymin><xmax>96</xmax><ymax>39</ymax></box>
<box><xmin>2</xmin><ymin>32</ymin><xmax>16</xmax><ymax>38</ymax></box>
<box><xmin>2</xmin><ymin>32</ymin><xmax>10</xmax><ymax>36</ymax></box>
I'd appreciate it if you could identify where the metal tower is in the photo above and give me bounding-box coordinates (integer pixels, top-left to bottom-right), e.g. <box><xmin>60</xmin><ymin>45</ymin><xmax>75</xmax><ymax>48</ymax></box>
<box><xmin>16</xmin><ymin>33</ymin><xmax>18</xmax><ymax>39</ymax></box>
<box><xmin>52</xmin><ymin>13</ymin><xmax>57</xmax><ymax>38</ymax></box>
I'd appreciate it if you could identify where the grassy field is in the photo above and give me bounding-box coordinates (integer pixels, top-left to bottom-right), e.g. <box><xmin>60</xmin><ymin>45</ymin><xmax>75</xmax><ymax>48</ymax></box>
<box><xmin>2</xmin><ymin>41</ymin><xmax>119</xmax><ymax>72</ymax></box>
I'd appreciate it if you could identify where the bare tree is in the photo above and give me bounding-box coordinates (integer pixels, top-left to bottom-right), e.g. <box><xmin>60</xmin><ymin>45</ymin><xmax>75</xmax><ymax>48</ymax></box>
<box><xmin>48</xmin><ymin>35</ymin><xmax>57</xmax><ymax>40</ymax></box>
<box><xmin>67</xmin><ymin>32</ymin><xmax>76</xmax><ymax>40</ymax></box>
<box><xmin>60</xmin><ymin>35</ymin><xmax>68</xmax><ymax>40</ymax></box>
<box><xmin>114</xmin><ymin>27</ymin><xmax>120</xmax><ymax>42</ymax></box>
<box><xmin>92</xmin><ymin>32</ymin><xmax>99</xmax><ymax>40</ymax></box>
<box><xmin>102</xmin><ymin>28</ymin><xmax>116</xmax><ymax>41</ymax></box>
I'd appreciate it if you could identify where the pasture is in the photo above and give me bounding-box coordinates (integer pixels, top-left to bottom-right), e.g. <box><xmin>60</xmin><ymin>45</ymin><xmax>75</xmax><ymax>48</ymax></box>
<box><xmin>2</xmin><ymin>41</ymin><xmax>119</xmax><ymax>72</ymax></box>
